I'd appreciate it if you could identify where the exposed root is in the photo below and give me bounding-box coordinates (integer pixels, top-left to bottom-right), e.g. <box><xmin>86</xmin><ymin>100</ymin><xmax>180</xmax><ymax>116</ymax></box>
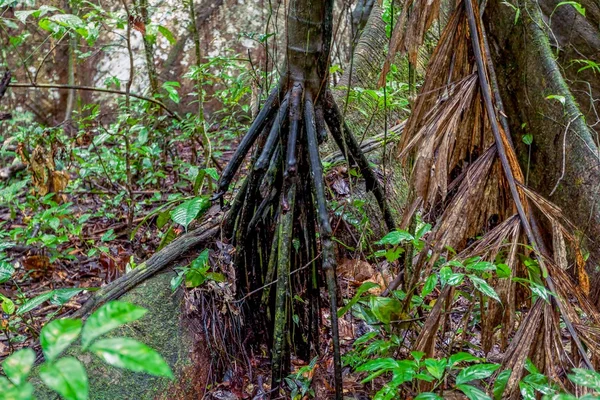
<box><xmin>214</xmin><ymin>76</ymin><xmax>396</xmax><ymax>398</ymax></box>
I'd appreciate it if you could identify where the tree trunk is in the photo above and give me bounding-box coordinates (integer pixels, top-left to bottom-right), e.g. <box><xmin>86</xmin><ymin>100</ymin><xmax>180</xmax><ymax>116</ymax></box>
<box><xmin>484</xmin><ymin>0</ymin><xmax>600</xmax><ymax>301</ymax></box>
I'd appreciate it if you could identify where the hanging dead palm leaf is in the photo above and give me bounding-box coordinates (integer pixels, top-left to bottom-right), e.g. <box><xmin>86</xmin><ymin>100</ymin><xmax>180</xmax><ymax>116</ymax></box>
<box><xmin>387</xmin><ymin>0</ymin><xmax>599</xmax><ymax>396</ymax></box>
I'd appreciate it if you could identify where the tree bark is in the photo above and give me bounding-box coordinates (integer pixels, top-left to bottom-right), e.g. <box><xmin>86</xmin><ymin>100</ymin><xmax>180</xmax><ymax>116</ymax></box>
<box><xmin>484</xmin><ymin>0</ymin><xmax>600</xmax><ymax>300</ymax></box>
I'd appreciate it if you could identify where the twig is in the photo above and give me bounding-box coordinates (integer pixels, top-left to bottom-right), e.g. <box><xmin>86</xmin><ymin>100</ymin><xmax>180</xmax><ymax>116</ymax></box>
<box><xmin>549</xmin><ymin>114</ymin><xmax>582</xmax><ymax>196</ymax></box>
<box><xmin>8</xmin><ymin>82</ymin><xmax>180</xmax><ymax>119</ymax></box>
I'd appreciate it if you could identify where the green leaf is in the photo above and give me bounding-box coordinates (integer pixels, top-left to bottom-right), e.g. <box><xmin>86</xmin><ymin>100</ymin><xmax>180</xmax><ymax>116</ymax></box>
<box><xmin>469</xmin><ymin>275</ymin><xmax>501</xmax><ymax>303</ymax></box>
<box><xmin>338</xmin><ymin>281</ymin><xmax>379</xmax><ymax>318</ymax></box>
<box><xmin>81</xmin><ymin>301</ymin><xmax>148</xmax><ymax>349</ymax></box>
<box><xmin>40</xmin><ymin>319</ymin><xmax>82</xmax><ymax>361</ymax></box>
<box><xmin>40</xmin><ymin>357</ymin><xmax>88</xmax><ymax>400</ymax></box>
<box><xmin>546</xmin><ymin>94</ymin><xmax>566</xmax><ymax>105</ymax></box>
<box><xmin>2</xmin><ymin>297</ymin><xmax>15</xmax><ymax>315</ymax></box>
<box><xmin>414</xmin><ymin>393</ymin><xmax>443</xmax><ymax>400</ymax></box>
<box><xmin>49</xmin><ymin>14</ymin><xmax>84</xmax><ymax>29</ymax></box>
<box><xmin>185</xmin><ymin>249</ymin><xmax>211</xmax><ymax>288</ymax></box>
<box><xmin>170</xmin><ymin>197</ymin><xmax>210</xmax><ymax>229</ymax></box>
<box><xmin>496</xmin><ymin>263</ymin><xmax>511</xmax><ymax>279</ymax></box>
<box><xmin>156</xmin><ymin>210</ymin><xmax>171</xmax><ymax>229</ymax></box>
<box><xmin>90</xmin><ymin>338</ymin><xmax>173</xmax><ymax>378</ymax></box>
<box><xmin>162</xmin><ymin>81</ymin><xmax>180</xmax><ymax>104</ymax></box>
<box><xmin>16</xmin><ymin>291</ymin><xmax>53</xmax><ymax>315</ymax></box>
<box><xmin>465</xmin><ymin>261</ymin><xmax>496</xmax><ymax>272</ymax></box>
<box><xmin>48</xmin><ymin>217</ymin><xmax>60</xmax><ymax>231</ymax></box>
<box><xmin>519</xmin><ymin>382</ymin><xmax>535</xmax><ymax>400</ymax></box>
<box><xmin>568</xmin><ymin>368</ymin><xmax>600</xmax><ymax>392</ymax></box>
<box><xmin>376</xmin><ymin>230</ymin><xmax>414</xmax><ymax>246</ymax></box>
<box><xmin>457</xmin><ymin>384</ymin><xmax>492</xmax><ymax>400</ymax></box>
<box><xmin>49</xmin><ymin>288</ymin><xmax>84</xmax><ymax>306</ymax></box>
<box><xmin>493</xmin><ymin>369</ymin><xmax>512</xmax><ymax>400</ymax></box>
<box><xmin>555</xmin><ymin>1</ymin><xmax>586</xmax><ymax>16</ymax></box>
<box><xmin>0</xmin><ymin>380</ymin><xmax>34</xmax><ymax>400</ymax></box>
<box><xmin>522</xmin><ymin>134</ymin><xmax>533</xmax><ymax>145</ymax></box>
<box><xmin>0</xmin><ymin>261</ymin><xmax>14</xmax><ymax>284</ymax></box>
<box><xmin>456</xmin><ymin>363</ymin><xmax>500</xmax><ymax>385</ymax></box>
<box><xmin>421</xmin><ymin>274</ymin><xmax>438</xmax><ymax>297</ymax></box>
<box><xmin>2</xmin><ymin>348</ymin><xmax>35</xmax><ymax>386</ymax></box>
<box><xmin>424</xmin><ymin>358</ymin><xmax>446</xmax><ymax>380</ymax></box>
<box><xmin>369</xmin><ymin>296</ymin><xmax>402</xmax><ymax>324</ymax></box>
<box><xmin>157</xmin><ymin>25</ymin><xmax>176</xmax><ymax>44</ymax></box>
<box><xmin>440</xmin><ymin>266</ymin><xmax>452</xmax><ymax>286</ymax></box>
<box><xmin>448</xmin><ymin>352</ymin><xmax>481</xmax><ymax>367</ymax></box>
<box><xmin>447</xmin><ymin>273</ymin><xmax>465</xmax><ymax>286</ymax></box>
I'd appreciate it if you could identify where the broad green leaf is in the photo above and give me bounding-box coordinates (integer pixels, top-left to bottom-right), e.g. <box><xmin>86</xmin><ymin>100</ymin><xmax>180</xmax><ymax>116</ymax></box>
<box><xmin>519</xmin><ymin>382</ymin><xmax>535</xmax><ymax>400</ymax></box>
<box><xmin>90</xmin><ymin>338</ymin><xmax>173</xmax><ymax>378</ymax></box>
<box><xmin>369</xmin><ymin>296</ymin><xmax>402</xmax><ymax>324</ymax></box>
<box><xmin>465</xmin><ymin>261</ymin><xmax>495</xmax><ymax>272</ymax></box>
<box><xmin>522</xmin><ymin>373</ymin><xmax>554</xmax><ymax>394</ymax></box>
<box><xmin>457</xmin><ymin>384</ymin><xmax>491</xmax><ymax>400</ymax></box>
<box><xmin>447</xmin><ymin>273</ymin><xmax>465</xmax><ymax>286</ymax></box>
<box><xmin>0</xmin><ymin>261</ymin><xmax>14</xmax><ymax>284</ymax></box>
<box><xmin>49</xmin><ymin>288</ymin><xmax>84</xmax><ymax>306</ymax></box>
<box><xmin>376</xmin><ymin>230</ymin><xmax>414</xmax><ymax>246</ymax></box>
<box><xmin>448</xmin><ymin>352</ymin><xmax>481</xmax><ymax>367</ymax></box>
<box><xmin>40</xmin><ymin>319</ymin><xmax>82</xmax><ymax>361</ymax></box>
<box><xmin>415</xmin><ymin>393</ymin><xmax>443</xmax><ymax>400</ymax></box>
<box><xmin>421</xmin><ymin>274</ymin><xmax>438</xmax><ymax>297</ymax></box>
<box><xmin>456</xmin><ymin>363</ymin><xmax>500</xmax><ymax>385</ymax></box>
<box><xmin>0</xmin><ymin>380</ymin><xmax>34</xmax><ymax>400</ymax></box>
<box><xmin>49</xmin><ymin>14</ymin><xmax>84</xmax><ymax>29</ymax></box>
<box><xmin>440</xmin><ymin>266</ymin><xmax>452</xmax><ymax>286</ymax></box>
<box><xmin>424</xmin><ymin>358</ymin><xmax>446</xmax><ymax>380</ymax></box>
<box><xmin>496</xmin><ymin>263</ymin><xmax>511</xmax><ymax>279</ymax></box>
<box><xmin>2</xmin><ymin>348</ymin><xmax>35</xmax><ymax>386</ymax></box>
<box><xmin>16</xmin><ymin>291</ymin><xmax>53</xmax><ymax>315</ymax></box>
<box><xmin>338</xmin><ymin>281</ymin><xmax>379</xmax><ymax>317</ymax></box>
<box><xmin>185</xmin><ymin>249</ymin><xmax>211</xmax><ymax>288</ymax></box>
<box><xmin>40</xmin><ymin>357</ymin><xmax>88</xmax><ymax>400</ymax></box>
<box><xmin>170</xmin><ymin>197</ymin><xmax>210</xmax><ymax>229</ymax></box>
<box><xmin>493</xmin><ymin>369</ymin><xmax>512</xmax><ymax>400</ymax></box>
<box><xmin>81</xmin><ymin>301</ymin><xmax>147</xmax><ymax>349</ymax></box>
<box><xmin>568</xmin><ymin>368</ymin><xmax>600</xmax><ymax>392</ymax></box>
<box><xmin>157</xmin><ymin>210</ymin><xmax>171</xmax><ymax>229</ymax></box>
<box><xmin>469</xmin><ymin>275</ymin><xmax>501</xmax><ymax>303</ymax></box>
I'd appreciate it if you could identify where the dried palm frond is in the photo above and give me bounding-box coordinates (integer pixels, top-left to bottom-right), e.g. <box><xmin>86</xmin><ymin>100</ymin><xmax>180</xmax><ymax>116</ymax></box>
<box><xmin>392</xmin><ymin>0</ymin><xmax>600</xmax><ymax>393</ymax></box>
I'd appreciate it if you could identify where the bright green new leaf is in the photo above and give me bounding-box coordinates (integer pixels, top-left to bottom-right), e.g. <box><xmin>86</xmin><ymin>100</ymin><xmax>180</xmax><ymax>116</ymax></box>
<box><xmin>90</xmin><ymin>338</ymin><xmax>173</xmax><ymax>378</ymax></box>
<box><xmin>40</xmin><ymin>319</ymin><xmax>82</xmax><ymax>361</ymax></box>
<box><xmin>456</xmin><ymin>363</ymin><xmax>500</xmax><ymax>385</ymax></box>
<box><xmin>369</xmin><ymin>296</ymin><xmax>402</xmax><ymax>324</ymax></box>
<box><xmin>40</xmin><ymin>357</ymin><xmax>88</xmax><ymax>400</ymax></box>
<box><xmin>81</xmin><ymin>301</ymin><xmax>148</xmax><ymax>349</ymax></box>
<box><xmin>1</xmin><ymin>297</ymin><xmax>14</xmax><ymax>315</ymax></box>
<box><xmin>2</xmin><ymin>348</ymin><xmax>35</xmax><ymax>386</ymax></box>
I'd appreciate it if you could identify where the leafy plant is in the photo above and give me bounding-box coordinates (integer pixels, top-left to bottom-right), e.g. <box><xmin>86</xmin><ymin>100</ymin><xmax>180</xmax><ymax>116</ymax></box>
<box><xmin>0</xmin><ymin>301</ymin><xmax>173</xmax><ymax>400</ymax></box>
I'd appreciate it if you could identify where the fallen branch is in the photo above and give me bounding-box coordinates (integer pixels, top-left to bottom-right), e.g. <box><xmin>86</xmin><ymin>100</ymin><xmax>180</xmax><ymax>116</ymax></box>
<box><xmin>72</xmin><ymin>219</ymin><xmax>221</xmax><ymax>318</ymax></box>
